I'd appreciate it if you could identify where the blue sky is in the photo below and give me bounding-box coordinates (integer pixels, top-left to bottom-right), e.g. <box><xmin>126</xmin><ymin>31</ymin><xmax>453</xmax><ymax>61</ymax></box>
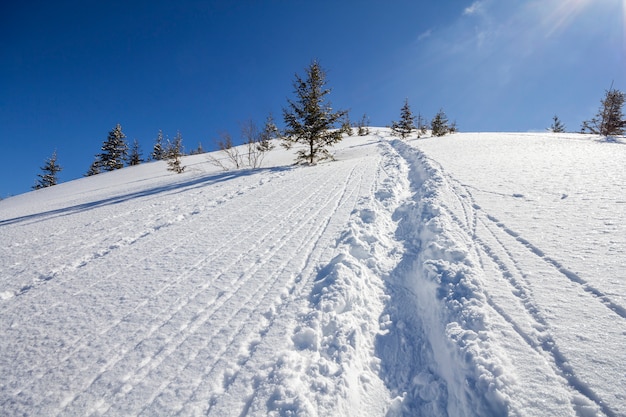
<box><xmin>1</xmin><ymin>0</ymin><xmax>624</xmax><ymax>197</ymax></box>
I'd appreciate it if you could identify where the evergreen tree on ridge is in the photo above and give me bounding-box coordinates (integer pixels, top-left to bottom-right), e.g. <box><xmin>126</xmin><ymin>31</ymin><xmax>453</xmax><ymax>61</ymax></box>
<box><xmin>33</xmin><ymin>150</ymin><xmax>62</xmax><ymax>189</ymax></box>
<box><xmin>282</xmin><ymin>60</ymin><xmax>348</xmax><ymax>164</ymax></box>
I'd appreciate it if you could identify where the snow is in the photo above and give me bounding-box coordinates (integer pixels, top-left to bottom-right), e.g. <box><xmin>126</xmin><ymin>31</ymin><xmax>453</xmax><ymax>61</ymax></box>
<box><xmin>1</xmin><ymin>130</ymin><xmax>624</xmax><ymax>416</ymax></box>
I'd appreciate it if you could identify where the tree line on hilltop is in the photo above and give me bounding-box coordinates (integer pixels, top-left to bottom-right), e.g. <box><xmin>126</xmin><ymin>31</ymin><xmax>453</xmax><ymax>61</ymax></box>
<box><xmin>31</xmin><ymin>62</ymin><xmax>626</xmax><ymax>191</ymax></box>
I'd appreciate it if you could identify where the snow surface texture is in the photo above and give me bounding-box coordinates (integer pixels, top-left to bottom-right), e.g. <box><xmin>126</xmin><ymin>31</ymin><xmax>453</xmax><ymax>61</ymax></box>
<box><xmin>1</xmin><ymin>131</ymin><xmax>624</xmax><ymax>416</ymax></box>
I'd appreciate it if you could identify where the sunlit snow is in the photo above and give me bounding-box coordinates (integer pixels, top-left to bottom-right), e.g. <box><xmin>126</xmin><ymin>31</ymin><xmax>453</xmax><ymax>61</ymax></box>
<box><xmin>1</xmin><ymin>130</ymin><xmax>624</xmax><ymax>416</ymax></box>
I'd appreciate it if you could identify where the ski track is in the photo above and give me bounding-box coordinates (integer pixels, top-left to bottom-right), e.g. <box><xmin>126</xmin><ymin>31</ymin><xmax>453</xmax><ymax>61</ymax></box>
<box><xmin>3</xmin><ymin>167</ymin><xmax>309</xmax><ymax>413</ymax></box>
<box><xmin>412</xmin><ymin>139</ymin><xmax>624</xmax><ymax>416</ymax></box>
<box><xmin>439</xmin><ymin>171</ymin><xmax>619</xmax><ymax>417</ymax></box>
<box><xmin>0</xmin><ymin>150</ymin><xmax>390</xmax><ymax>416</ymax></box>
<box><xmin>131</xmin><ymin>161</ymin><xmax>367</xmax><ymax>417</ymax></box>
<box><xmin>220</xmin><ymin>141</ymin><xmax>406</xmax><ymax>417</ymax></box>
<box><xmin>204</xmin><ymin>166</ymin><xmax>367</xmax><ymax>416</ymax></box>
<box><xmin>385</xmin><ymin>138</ymin><xmax>625</xmax><ymax>417</ymax></box>
<box><xmin>2</xmin><ymin>170</ymin><xmax>297</xmax><ymax>386</ymax></box>
<box><xmin>2</xmin><ymin>133</ymin><xmax>624</xmax><ymax>416</ymax></box>
<box><xmin>63</xmin><ymin>167</ymin><xmax>342</xmax><ymax>416</ymax></box>
<box><xmin>1</xmin><ymin>168</ymin><xmax>290</xmax><ymax>303</ymax></box>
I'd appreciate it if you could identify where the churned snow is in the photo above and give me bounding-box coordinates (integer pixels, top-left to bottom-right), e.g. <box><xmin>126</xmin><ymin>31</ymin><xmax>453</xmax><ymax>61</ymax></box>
<box><xmin>0</xmin><ymin>130</ymin><xmax>624</xmax><ymax>416</ymax></box>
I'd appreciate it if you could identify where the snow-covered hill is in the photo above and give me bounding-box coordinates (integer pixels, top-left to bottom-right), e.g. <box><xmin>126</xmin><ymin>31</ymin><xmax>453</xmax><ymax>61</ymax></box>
<box><xmin>1</xmin><ymin>131</ymin><xmax>624</xmax><ymax>417</ymax></box>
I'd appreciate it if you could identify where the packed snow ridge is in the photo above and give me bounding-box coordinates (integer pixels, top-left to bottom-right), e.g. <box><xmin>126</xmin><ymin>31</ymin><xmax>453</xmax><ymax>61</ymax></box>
<box><xmin>1</xmin><ymin>130</ymin><xmax>625</xmax><ymax>417</ymax></box>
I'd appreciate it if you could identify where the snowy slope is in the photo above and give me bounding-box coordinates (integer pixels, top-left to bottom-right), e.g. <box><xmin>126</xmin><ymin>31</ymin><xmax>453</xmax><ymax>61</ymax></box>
<box><xmin>1</xmin><ymin>131</ymin><xmax>624</xmax><ymax>417</ymax></box>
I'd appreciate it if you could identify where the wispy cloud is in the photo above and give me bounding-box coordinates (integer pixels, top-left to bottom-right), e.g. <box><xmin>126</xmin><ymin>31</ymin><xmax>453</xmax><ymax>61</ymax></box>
<box><xmin>417</xmin><ymin>29</ymin><xmax>432</xmax><ymax>41</ymax></box>
<box><xmin>463</xmin><ymin>1</ymin><xmax>484</xmax><ymax>16</ymax></box>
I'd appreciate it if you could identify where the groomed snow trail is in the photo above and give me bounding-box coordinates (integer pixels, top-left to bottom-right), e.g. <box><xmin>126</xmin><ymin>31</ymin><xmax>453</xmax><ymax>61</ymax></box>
<box><xmin>0</xmin><ymin>137</ymin><xmax>406</xmax><ymax>416</ymax></box>
<box><xmin>1</xmin><ymin>132</ymin><xmax>624</xmax><ymax>416</ymax></box>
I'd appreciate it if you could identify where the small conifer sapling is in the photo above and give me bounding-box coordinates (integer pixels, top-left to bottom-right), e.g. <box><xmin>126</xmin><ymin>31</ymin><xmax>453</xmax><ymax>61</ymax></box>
<box><xmin>391</xmin><ymin>99</ymin><xmax>416</xmax><ymax>139</ymax></box>
<box><xmin>129</xmin><ymin>139</ymin><xmax>143</xmax><ymax>166</ymax></box>
<box><xmin>152</xmin><ymin>130</ymin><xmax>166</xmax><ymax>160</ymax></box>
<box><xmin>98</xmin><ymin>124</ymin><xmax>129</xmax><ymax>171</ymax></box>
<box><xmin>550</xmin><ymin>115</ymin><xmax>566</xmax><ymax>133</ymax></box>
<box><xmin>33</xmin><ymin>151</ymin><xmax>62</xmax><ymax>189</ymax></box>
<box><xmin>431</xmin><ymin>109</ymin><xmax>450</xmax><ymax>137</ymax></box>
<box><xmin>166</xmin><ymin>132</ymin><xmax>185</xmax><ymax>173</ymax></box>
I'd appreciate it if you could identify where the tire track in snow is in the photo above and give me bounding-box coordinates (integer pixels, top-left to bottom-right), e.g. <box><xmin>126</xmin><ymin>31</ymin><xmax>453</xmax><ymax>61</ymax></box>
<box><xmin>474</xmin><ymin>217</ymin><xmax>614</xmax><ymax>416</ymax></box>
<box><xmin>2</xmin><ymin>168</ymin><xmax>307</xmax><ymax>415</ymax></box>
<box><xmin>476</xmin><ymin>217</ymin><xmax>619</xmax><ymax>417</ymax></box>
<box><xmin>4</xmin><ymin>169</ymin><xmax>287</xmax><ymax>314</ymax></box>
<box><xmin>198</xmin><ymin>160</ymin><xmax>371</xmax><ymax>416</ymax></box>
<box><xmin>44</xmin><ymin>161</ymin><xmax>365</xmax><ymax>417</ymax></box>
<box><xmin>484</xmin><ymin>213</ymin><xmax>626</xmax><ymax>320</ymax></box>
<box><xmin>210</xmin><ymin>160</ymin><xmax>375</xmax><ymax>417</ymax></box>
<box><xmin>437</xmin><ymin>174</ymin><xmax>551</xmax><ymax>330</ymax></box>
<box><xmin>130</xmin><ymin>163</ymin><xmax>365</xmax><ymax>417</ymax></box>
<box><xmin>47</xmin><ymin>167</ymin><xmax>344</xmax><ymax>417</ymax></box>
<box><xmin>387</xmin><ymin>139</ymin><xmax>611</xmax><ymax>416</ymax></box>
<box><xmin>429</xmin><ymin>157</ymin><xmax>626</xmax><ymax>322</ymax></box>
<box><xmin>4</xmin><ymin>171</ymin><xmax>286</xmax><ymax>350</ymax></box>
<box><xmin>0</xmin><ymin>169</ymin><xmax>289</xmax><ymax>305</ymax></box>
<box><xmin>431</xmin><ymin>159</ymin><xmax>618</xmax><ymax>417</ymax></box>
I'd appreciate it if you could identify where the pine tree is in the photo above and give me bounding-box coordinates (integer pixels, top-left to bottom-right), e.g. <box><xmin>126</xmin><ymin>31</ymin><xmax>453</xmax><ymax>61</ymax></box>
<box><xmin>33</xmin><ymin>151</ymin><xmax>62</xmax><ymax>190</ymax></box>
<box><xmin>282</xmin><ymin>60</ymin><xmax>348</xmax><ymax>164</ymax></box>
<box><xmin>151</xmin><ymin>130</ymin><xmax>166</xmax><ymax>160</ymax></box>
<box><xmin>99</xmin><ymin>124</ymin><xmax>128</xmax><ymax>171</ymax></box>
<box><xmin>166</xmin><ymin>131</ymin><xmax>185</xmax><ymax>173</ymax></box>
<box><xmin>258</xmin><ymin>113</ymin><xmax>279</xmax><ymax>152</ymax></box>
<box><xmin>129</xmin><ymin>139</ymin><xmax>143</xmax><ymax>166</ymax></box>
<box><xmin>581</xmin><ymin>86</ymin><xmax>625</xmax><ymax>136</ymax></box>
<box><xmin>85</xmin><ymin>158</ymin><xmax>101</xmax><ymax>176</ymax></box>
<box><xmin>549</xmin><ymin>115</ymin><xmax>566</xmax><ymax>133</ymax></box>
<box><xmin>391</xmin><ymin>99</ymin><xmax>416</xmax><ymax>139</ymax></box>
<box><xmin>431</xmin><ymin>109</ymin><xmax>450</xmax><ymax>137</ymax></box>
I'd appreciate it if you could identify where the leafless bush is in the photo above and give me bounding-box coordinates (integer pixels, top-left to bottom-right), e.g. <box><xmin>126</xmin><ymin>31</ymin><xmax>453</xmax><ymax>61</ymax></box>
<box><xmin>207</xmin><ymin>119</ymin><xmax>277</xmax><ymax>171</ymax></box>
<box><xmin>239</xmin><ymin>120</ymin><xmax>261</xmax><ymax>168</ymax></box>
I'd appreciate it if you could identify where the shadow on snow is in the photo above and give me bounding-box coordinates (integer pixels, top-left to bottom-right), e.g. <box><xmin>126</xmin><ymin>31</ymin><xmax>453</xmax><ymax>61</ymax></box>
<box><xmin>0</xmin><ymin>166</ymin><xmax>293</xmax><ymax>227</ymax></box>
